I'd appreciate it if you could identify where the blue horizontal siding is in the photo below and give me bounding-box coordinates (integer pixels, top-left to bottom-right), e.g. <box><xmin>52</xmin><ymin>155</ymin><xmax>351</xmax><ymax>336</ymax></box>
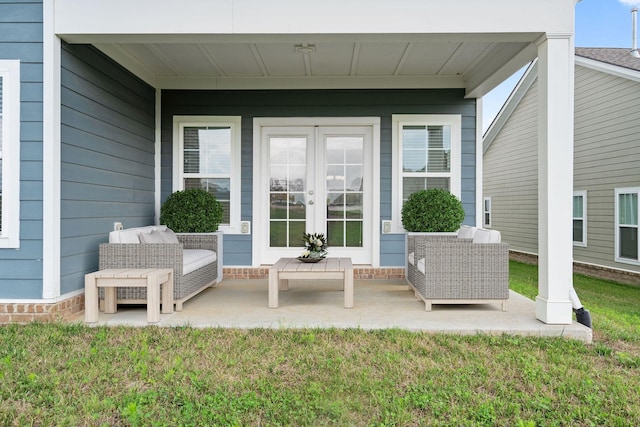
<box><xmin>380</xmin><ymin>234</ymin><xmax>406</xmax><ymax>267</ymax></box>
<box><xmin>0</xmin><ymin>0</ymin><xmax>43</xmax><ymax>301</ymax></box>
<box><xmin>162</xmin><ymin>89</ymin><xmax>476</xmax><ymax>266</ymax></box>
<box><xmin>60</xmin><ymin>43</ymin><xmax>155</xmax><ymax>295</ymax></box>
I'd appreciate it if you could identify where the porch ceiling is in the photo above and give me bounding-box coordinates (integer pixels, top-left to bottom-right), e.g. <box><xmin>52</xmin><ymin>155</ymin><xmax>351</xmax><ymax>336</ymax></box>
<box><xmin>82</xmin><ymin>34</ymin><xmax>540</xmax><ymax>96</ymax></box>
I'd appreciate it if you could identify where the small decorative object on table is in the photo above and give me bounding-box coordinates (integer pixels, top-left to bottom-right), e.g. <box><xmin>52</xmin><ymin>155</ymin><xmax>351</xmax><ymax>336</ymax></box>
<box><xmin>297</xmin><ymin>232</ymin><xmax>328</xmax><ymax>262</ymax></box>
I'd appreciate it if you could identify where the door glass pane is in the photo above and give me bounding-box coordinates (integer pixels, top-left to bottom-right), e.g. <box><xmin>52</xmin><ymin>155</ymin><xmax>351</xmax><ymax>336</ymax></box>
<box><xmin>346</xmin><ymin>194</ymin><xmax>363</xmax><ymax>219</ymax></box>
<box><xmin>327</xmin><ymin>193</ymin><xmax>344</xmax><ymax>219</ymax></box>
<box><xmin>346</xmin><ymin>222</ymin><xmax>363</xmax><ymax>247</ymax></box>
<box><xmin>326</xmin><ymin>136</ymin><xmax>363</xmax><ymax>248</ymax></box>
<box><xmin>270</xmin><ymin>221</ymin><xmax>287</xmax><ymax>247</ymax></box>
<box><xmin>269</xmin><ymin>137</ymin><xmax>307</xmax><ymax>247</ymax></box>
<box><xmin>327</xmin><ymin>221</ymin><xmax>344</xmax><ymax>247</ymax></box>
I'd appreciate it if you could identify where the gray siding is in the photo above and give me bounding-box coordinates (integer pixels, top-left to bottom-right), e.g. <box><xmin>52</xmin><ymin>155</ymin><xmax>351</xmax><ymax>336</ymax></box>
<box><xmin>573</xmin><ymin>65</ymin><xmax>640</xmax><ymax>273</ymax></box>
<box><xmin>162</xmin><ymin>89</ymin><xmax>477</xmax><ymax>266</ymax></box>
<box><xmin>485</xmin><ymin>62</ymin><xmax>640</xmax><ymax>275</ymax></box>
<box><xmin>60</xmin><ymin>44</ymin><xmax>155</xmax><ymax>294</ymax></box>
<box><xmin>0</xmin><ymin>0</ymin><xmax>43</xmax><ymax>299</ymax></box>
<box><xmin>483</xmin><ymin>80</ymin><xmax>539</xmax><ymax>254</ymax></box>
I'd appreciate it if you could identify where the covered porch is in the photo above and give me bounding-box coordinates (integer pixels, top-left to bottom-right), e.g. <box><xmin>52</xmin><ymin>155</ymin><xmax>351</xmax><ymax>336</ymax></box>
<box><xmin>72</xmin><ymin>278</ymin><xmax>593</xmax><ymax>343</ymax></box>
<box><xmin>43</xmin><ymin>0</ymin><xmax>580</xmax><ymax>326</ymax></box>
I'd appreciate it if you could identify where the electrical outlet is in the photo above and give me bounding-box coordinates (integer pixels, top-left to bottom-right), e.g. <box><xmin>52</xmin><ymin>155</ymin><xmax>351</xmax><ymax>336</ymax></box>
<box><xmin>382</xmin><ymin>220</ymin><xmax>392</xmax><ymax>234</ymax></box>
<box><xmin>240</xmin><ymin>221</ymin><xmax>251</xmax><ymax>234</ymax></box>
<box><xmin>114</xmin><ymin>222</ymin><xmax>123</xmax><ymax>231</ymax></box>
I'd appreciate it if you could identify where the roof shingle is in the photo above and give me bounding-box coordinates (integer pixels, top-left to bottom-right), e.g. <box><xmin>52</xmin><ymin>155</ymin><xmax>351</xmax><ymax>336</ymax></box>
<box><xmin>575</xmin><ymin>47</ymin><xmax>640</xmax><ymax>72</ymax></box>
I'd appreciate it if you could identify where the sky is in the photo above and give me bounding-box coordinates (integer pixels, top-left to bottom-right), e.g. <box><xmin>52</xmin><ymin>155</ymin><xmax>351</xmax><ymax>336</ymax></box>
<box><xmin>482</xmin><ymin>0</ymin><xmax>640</xmax><ymax>133</ymax></box>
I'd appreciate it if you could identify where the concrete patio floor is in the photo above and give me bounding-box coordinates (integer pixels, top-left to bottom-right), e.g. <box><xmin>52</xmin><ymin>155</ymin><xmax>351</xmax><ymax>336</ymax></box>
<box><xmin>74</xmin><ymin>279</ymin><xmax>593</xmax><ymax>343</ymax></box>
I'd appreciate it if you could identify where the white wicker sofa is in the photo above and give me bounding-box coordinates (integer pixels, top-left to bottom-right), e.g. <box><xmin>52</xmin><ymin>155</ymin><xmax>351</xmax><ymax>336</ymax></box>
<box><xmin>99</xmin><ymin>225</ymin><xmax>221</xmax><ymax>310</ymax></box>
<box><xmin>406</xmin><ymin>227</ymin><xmax>509</xmax><ymax>311</ymax></box>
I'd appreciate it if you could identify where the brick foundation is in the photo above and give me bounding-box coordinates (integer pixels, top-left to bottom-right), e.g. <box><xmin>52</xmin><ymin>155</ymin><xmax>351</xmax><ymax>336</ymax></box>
<box><xmin>0</xmin><ymin>294</ymin><xmax>85</xmax><ymax>324</ymax></box>
<box><xmin>224</xmin><ymin>266</ymin><xmax>406</xmax><ymax>280</ymax></box>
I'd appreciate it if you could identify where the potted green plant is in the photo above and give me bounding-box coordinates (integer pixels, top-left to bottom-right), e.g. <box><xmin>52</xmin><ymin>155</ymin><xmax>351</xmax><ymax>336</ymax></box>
<box><xmin>160</xmin><ymin>188</ymin><xmax>223</xmax><ymax>233</ymax></box>
<box><xmin>401</xmin><ymin>188</ymin><xmax>465</xmax><ymax>233</ymax></box>
<box><xmin>401</xmin><ymin>188</ymin><xmax>465</xmax><ymax>289</ymax></box>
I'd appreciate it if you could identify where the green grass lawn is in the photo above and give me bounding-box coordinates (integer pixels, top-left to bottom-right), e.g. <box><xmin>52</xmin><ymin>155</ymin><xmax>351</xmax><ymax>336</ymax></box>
<box><xmin>2</xmin><ymin>261</ymin><xmax>639</xmax><ymax>426</ymax></box>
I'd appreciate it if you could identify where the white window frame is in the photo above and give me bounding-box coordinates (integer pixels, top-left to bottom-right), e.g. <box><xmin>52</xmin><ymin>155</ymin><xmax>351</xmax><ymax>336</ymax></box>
<box><xmin>615</xmin><ymin>187</ymin><xmax>640</xmax><ymax>265</ymax></box>
<box><xmin>391</xmin><ymin>114</ymin><xmax>461</xmax><ymax>233</ymax></box>
<box><xmin>573</xmin><ymin>190</ymin><xmax>587</xmax><ymax>247</ymax></box>
<box><xmin>483</xmin><ymin>196</ymin><xmax>492</xmax><ymax>228</ymax></box>
<box><xmin>0</xmin><ymin>60</ymin><xmax>20</xmax><ymax>249</ymax></box>
<box><xmin>172</xmin><ymin>116</ymin><xmax>242</xmax><ymax>234</ymax></box>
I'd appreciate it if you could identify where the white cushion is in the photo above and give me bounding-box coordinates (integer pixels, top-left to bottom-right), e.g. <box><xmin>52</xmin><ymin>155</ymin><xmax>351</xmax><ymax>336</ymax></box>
<box><xmin>457</xmin><ymin>225</ymin><xmax>477</xmax><ymax>239</ymax></box>
<box><xmin>159</xmin><ymin>228</ymin><xmax>180</xmax><ymax>243</ymax></box>
<box><xmin>417</xmin><ymin>258</ymin><xmax>426</xmax><ymax>274</ymax></box>
<box><xmin>139</xmin><ymin>230</ymin><xmax>165</xmax><ymax>244</ymax></box>
<box><xmin>408</xmin><ymin>252</ymin><xmax>415</xmax><ymax>266</ymax></box>
<box><xmin>473</xmin><ymin>228</ymin><xmax>502</xmax><ymax>243</ymax></box>
<box><xmin>109</xmin><ymin>229</ymin><xmax>140</xmax><ymax>243</ymax></box>
<box><xmin>109</xmin><ymin>225</ymin><xmax>169</xmax><ymax>244</ymax></box>
<box><xmin>489</xmin><ymin>230</ymin><xmax>501</xmax><ymax>243</ymax></box>
<box><xmin>183</xmin><ymin>249</ymin><xmax>217</xmax><ymax>275</ymax></box>
<box><xmin>473</xmin><ymin>228</ymin><xmax>492</xmax><ymax>243</ymax></box>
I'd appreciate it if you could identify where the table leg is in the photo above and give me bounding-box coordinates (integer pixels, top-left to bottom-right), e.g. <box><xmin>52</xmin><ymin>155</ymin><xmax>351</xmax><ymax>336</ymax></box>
<box><xmin>104</xmin><ymin>287</ymin><xmax>117</xmax><ymax>314</ymax></box>
<box><xmin>344</xmin><ymin>268</ymin><xmax>354</xmax><ymax>309</ymax></box>
<box><xmin>161</xmin><ymin>272</ymin><xmax>174</xmax><ymax>314</ymax></box>
<box><xmin>147</xmin><ymin>274</ymin><xmax>160</xmax><ymax>323</ymax></box>
<box><xmin>84</xmin><ymin>273</ymin><xmax>99</xmax><ymax>323</ymax></box>
<box><xmin>268</xmin><ymin>269</ymin><xmax>279</xmax><ymax>308</ymax></box>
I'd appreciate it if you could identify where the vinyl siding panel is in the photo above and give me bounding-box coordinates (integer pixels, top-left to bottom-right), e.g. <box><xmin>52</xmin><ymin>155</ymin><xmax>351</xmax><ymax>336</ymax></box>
<box><xmin>483</xmin><ymin>80</ymin><xmax>539</xmax><ymax>254</ymax></box>
<box><xmin>60</xmin><ymin>43</ymin><xmax>155</xmax><ymax>295</ymax></box>
<box><xmin>573</xmin><ymin>65</ymin><xmax>640</xmax><ymax>273</ymax></box>
<box><xmin>485</xmin><ymin>63</ymin><xmax>640</xmax><ymax>276</ymax></box>
<box><xmin>162</xmin><ymin>89</ymin><xmax>476</xmax><ymax>266</ymax></box>
<box><xmin>0</xmin><ymin>0</ymin><xmax>43</xmax><ymax>299</ymax></box>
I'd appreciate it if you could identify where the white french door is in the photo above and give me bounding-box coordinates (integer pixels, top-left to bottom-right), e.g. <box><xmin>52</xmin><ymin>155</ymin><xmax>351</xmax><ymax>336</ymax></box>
<box><xmin>255</xmin><ymin>122</ymin><xmax>375</xmax><ymax>265</ymax></box>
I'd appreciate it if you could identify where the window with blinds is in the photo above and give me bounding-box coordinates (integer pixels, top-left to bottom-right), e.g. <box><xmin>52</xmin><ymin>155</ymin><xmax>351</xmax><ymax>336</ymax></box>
<box><xmin>174</xmin><ymin>116</ymin><xmax>241</xmax><ymax>233</ymax></box>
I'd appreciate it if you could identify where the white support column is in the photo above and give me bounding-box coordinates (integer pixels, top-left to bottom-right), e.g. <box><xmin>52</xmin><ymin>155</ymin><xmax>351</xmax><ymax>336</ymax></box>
<box><xmin>535</xmin><ymin>34</ymin><xmax>574</xmax><ymax>324</ymax></box>
<box><xmin>42</xmin><ymin>0</ymin><xmax>62</xmax><ymax>299</ymax></box>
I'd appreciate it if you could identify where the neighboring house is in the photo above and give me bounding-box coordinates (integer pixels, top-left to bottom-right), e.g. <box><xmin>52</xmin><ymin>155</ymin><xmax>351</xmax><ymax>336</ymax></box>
<box><xmin>483</xmin><ymin>48</ymin><xmax>640</xmax><ymax>285</ymax></box>
<box><xmin>0</xmin><ymin>0</ymin><xmax>578</xmax><ymax>325</ymax></box>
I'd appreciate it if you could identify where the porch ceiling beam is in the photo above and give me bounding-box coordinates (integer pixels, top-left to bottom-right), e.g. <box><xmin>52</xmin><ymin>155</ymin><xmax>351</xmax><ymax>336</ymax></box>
<box><xmin>58</xmin><ymin>33</ymin><xmax>543</xmax><ymax>46</ymax></box>
<box><xmin>155</xmin><ymin>75</ymin><xmax>466</xmax><ymax>90</ymax></box>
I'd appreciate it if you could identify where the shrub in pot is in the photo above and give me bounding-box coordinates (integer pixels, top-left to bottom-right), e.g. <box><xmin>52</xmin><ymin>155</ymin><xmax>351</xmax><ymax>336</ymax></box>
<box><xmin>401</xmin><ymin>188</ymin><xmax>465</xmax><ymax>232</ymax></box>
<box><xmin>160</xmin><ymin>189</ymin><xmax>223</xmax><ymax>233</ymax></box>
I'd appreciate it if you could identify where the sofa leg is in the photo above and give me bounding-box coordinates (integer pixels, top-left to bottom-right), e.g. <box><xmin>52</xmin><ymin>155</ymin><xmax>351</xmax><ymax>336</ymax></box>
<box><xmin>424</xmin><ymin>301</ymin><xmax>432</xmax><ymax>311</ymax></box>
<box><xmin>501</xmin><ymin>300</ymin><xmax>508</xmax><ymax>312</ymax></box>
<box><xmin>175</xmin><ymin>300</ymin><xmax>183</xmax><ymax>311</ymax></box>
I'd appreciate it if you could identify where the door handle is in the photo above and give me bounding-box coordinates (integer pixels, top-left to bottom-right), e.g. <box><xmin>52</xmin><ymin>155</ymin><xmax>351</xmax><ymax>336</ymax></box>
<box><xmin>308</xmin><ymin>200</ymin><xmax>314</xmax><ymax>205</ymax></box>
